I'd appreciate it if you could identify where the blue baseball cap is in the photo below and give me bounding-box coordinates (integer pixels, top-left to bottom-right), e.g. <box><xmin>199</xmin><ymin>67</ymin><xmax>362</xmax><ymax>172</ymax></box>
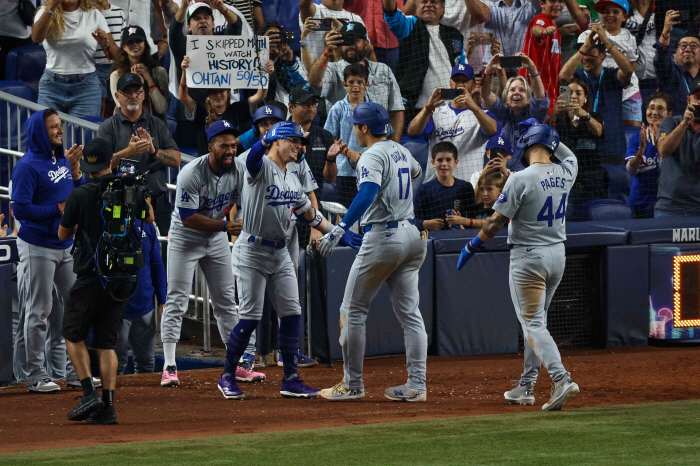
<box><xmin>345</xmin><ymin>102</ymin><xmax>391</xmax><ymax>135</ymax></box>
<box><xmin>451</xmin><ymin>63</ymin><xmax>475</xmax><ymax>81</ymax></box>
<box><xmin>268</xmin><ymin>121</ymin><xmax>309</xmax><ymax>145</ymax></box>
<box><xmin>206</xmin><ymin>119</ymin><xmax>241</xmax><ymax>142</ymax></box>
<box><xmin>253</xmin><ymin>105</ymin><xmax>286</xmax><ymax>125</ymax></box>
<box><xmin>486</xmin><ymin>134</ymin><xmax>513</xmax><ymax>154</ymax></box>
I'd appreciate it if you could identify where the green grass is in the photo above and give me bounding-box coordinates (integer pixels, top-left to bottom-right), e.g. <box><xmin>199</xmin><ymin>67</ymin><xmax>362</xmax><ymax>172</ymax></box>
<box><xmin>4</xmin><ymin>400</ymin><xmax>700</xmax><ymax>465</ymax></box>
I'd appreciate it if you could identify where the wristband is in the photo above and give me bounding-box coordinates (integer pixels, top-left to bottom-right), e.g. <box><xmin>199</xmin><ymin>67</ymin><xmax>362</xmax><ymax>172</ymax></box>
<box><xmin>530</xmin><ymin>71</ymin><xmax>540</xmax><ymax>78</ymax></box>
<box><xmin>326</xmin><ymin>157</ymin><xmax>336</xmax><ymax>163</ymax></box>
<box><xmin>470</xmin><ymin>234</ymin><xmax>484</xmax><ymax>248</ymax></box>
<box><xmin>324</xmin><ymin>50</ymin><xmax>333</xmax><ymax>59</ymax></box>
<box><xmin>483</xmin><ymin>71</ymin><xmax>496</xmax><ymax>77</ymax></box>
<box><xmin>469</xmin><ymin>218</ymin><xmax>473</xmax><ymax>228</ymax></box>
<box><xmin>424</xmin><ymin>104</ymin><xmax>433</xmax><ymax>113</ymax></box>
<box><xmin>300</xmin><ymin>41</ymin><xmax>309</xmax><ymax>47</ymax></box>
<box><xmin>149</xmin><ymin>84</ymin><xmax>157</xmax><ymax>90</ymax></box>
<box><xmin>43</xmin><ymin>6</ymin><xmax>55</xmax><ymax>15</ymax></box>
<box><xmin>222</xmin><ymin>218</ymin><xmax>227</xmax><ymax>232</ymax></box>
<box><xmin>343</xmin><ymin>147</ymin><xmax>349</xmax><ymax>157</ymax></box>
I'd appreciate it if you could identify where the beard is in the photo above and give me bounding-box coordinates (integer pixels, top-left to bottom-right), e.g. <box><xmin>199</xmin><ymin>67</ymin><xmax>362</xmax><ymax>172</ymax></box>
<box><xmin>126</xmin><ymin>104</ymin><xmax>140</xmax><ymax>111</ymax></box>
<box><xmin>342</xmin><ymin>48</ymin><xmax>363</xmax><ymax>64</ymax></box>
<box><xmin>215</xmin><ymin>155</ymin><xmax>235</xmax><ymax>173</ymax></box>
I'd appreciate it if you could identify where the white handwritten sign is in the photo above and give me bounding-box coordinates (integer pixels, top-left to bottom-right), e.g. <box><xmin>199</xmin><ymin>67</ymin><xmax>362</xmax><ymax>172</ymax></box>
<box><xmin>185</xmin><ymin>35</ymin><xmax>270</xmax><ymax>89</ymax></box>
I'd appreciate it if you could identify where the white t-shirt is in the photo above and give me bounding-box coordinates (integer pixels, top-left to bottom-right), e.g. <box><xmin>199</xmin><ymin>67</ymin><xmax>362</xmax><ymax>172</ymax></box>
<box><xmin>35</xmin><ymin>8</ymin><xmax>109</xmax><ymax>75</ymax></box>
<box><xmin>417</xmin><ymin>25</ymin><xmax>453</xmax><ymax>109</ymax></box>
<box><xmin>625</xmin><ymin>9</ymin><xmax>656</xmax><ymax>81</ymax></box>
<box><xmin>299</xmin><ymin>4</ymin><xmax>365</xmax><ymax>63</ymax></box>
<box><xmin>95</xmin><ymin>6</ymin><xmax>126</xmax><ymax>65</ymax></box>
<box><xmin>578</xmin><ymin>28</ymin><xmax>640</xmax><ymax>100</ymax></box>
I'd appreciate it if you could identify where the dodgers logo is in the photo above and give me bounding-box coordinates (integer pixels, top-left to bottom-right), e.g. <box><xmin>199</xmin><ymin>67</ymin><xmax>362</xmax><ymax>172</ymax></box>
<box><xmin>265</xmin><ymin>185</ymin><xmax>299</xmax><ymax>206</ymax></box>
<box><xmin>496</xmin><ymin>191</ymin><xmax>507</xmax><ymax>204</ymax></box>
<box><xmin>181</xmin><ymin>191</ymin><xmax>191</xmax><ymax>203</ymax></box>
<box><xmin>200</xmin><ymin>190</ymin><xmax>237</xmax><ymax>212</ymax></box>
<box><xmin>498</xmin><ymin>137</ymin><xmax>504</xmax><ymax>146</ymax></box>
<box><xmin>361</xmin><ymin>166</ymin><xmax>369</xmax><ymax>179</ymax></box>
<box><xmin>435</xmin><ymin>126</ymin><xmax>465</xmax><ymax>140</ymax></box>
<box><xmin>48</xmin><ymin>166</ymin><xmax>70</xmax><ymax>184</ymax></box>
<box><xmin>265</xmin><ymin>107</ymin><xmax>273</xmax><ymax>115</ymax></box>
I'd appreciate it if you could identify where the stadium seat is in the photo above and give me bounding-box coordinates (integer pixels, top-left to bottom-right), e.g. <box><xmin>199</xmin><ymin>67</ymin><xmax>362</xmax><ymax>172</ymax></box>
<box><xmin>575</xmin><ymin>198</ymin><xmax>625</xmax><ymax>220</ymax></box>
<box><xmin>401</xmin><ymin>137</ymin><xmax>429</xmax><ymax>188</ymax></box>
<box><xmin>624</xmin><ymin>126</ymin><xmax>641</xmax><ymax>145</ymax></box>
<box><xmin>160</xmin><ymin>50</ymin><xmax>171</xmax><ymax>73</ymax></box>
<box><xmin>587</xmin><ymin>203</ymin><xmax>633</xmax><ymax>221</ymax></box>
<box><xmin>322</xmin><ymin>181</ymin><xmax>337</xmax><ymax>203</ymax></box>
<box><xmin>5</xmin><ymin>45</ymin><xmax>47</xmax><ymax>102</ymax></box>
<box><xmin>602</xmin><ymin>163</ymin><xmax>632</xmax><ymax>203</ymax></box>
<box><xmin>166</xmin><ymin>92</ymin><xmax>179</xmax><ymax>137</ymax></box>
<box><xmin>0</xmin><ymin>81</ymin><xmax>33</xmax><ymax>151</ymax></box>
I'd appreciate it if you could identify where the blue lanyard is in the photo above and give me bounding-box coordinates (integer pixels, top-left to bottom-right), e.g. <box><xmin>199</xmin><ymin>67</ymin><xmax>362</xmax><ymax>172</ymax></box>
<box><xmin>583</xmin><ymin>69</ymin><xmax>604</xmax><ymax>112</ymax></box>
<box><xmin>684</xmin><ymin>77</ymin><xmax>690</xmax><ymax>94</ymax></box>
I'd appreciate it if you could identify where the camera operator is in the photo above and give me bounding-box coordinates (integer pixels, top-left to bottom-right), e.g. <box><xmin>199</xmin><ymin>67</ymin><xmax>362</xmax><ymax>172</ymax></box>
<box><xmin>58</xmin><ymin>137</ymin><xmax>154</xmax><ymax>425</ymax></box>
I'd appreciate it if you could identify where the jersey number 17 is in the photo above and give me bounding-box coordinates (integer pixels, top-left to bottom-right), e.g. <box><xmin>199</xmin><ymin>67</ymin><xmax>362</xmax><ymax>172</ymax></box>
<box><xmin>537</xmin><ymin>194</ymin><xmax>567</xmax><ymax>227</ymax></box>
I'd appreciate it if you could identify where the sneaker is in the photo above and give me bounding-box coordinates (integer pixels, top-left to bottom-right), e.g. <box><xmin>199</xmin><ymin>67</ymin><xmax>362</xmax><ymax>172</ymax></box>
<box><xmin>235</xmin><ymin>363</ymin><xmax>266</xmax><ymax>383</ymax></box>
<box><xmin>67</xmin><ymin>377</ymin><xmax>102</xmax><ymax>390</ymax></box>
<box><xmin>161</xmin><ymin>366</ymin><xmax>180</xmax><ymax>387</ymax></box>
<box><xmin>504</xmin><ymin>381</ymin><xmax>536</xmax><ymax>406</ymax></box>
<box><xmin>384</xmin><ymin>384</ymin><xmax>427</xmax><ymax>402</ymax></box>
<box><xmin>86</xmin><ymin>405</ymin><xmax>118</xmax><ymax>425</ymax></box>
<box><xmin>542</xmin><ymin>373</ymin><xmax>580</xmax><ymax>411</ymax></box>
<box><xmin>280</xmin><ymin>376</ymin><xmax>320</xmax><ymax>398</ymax></box>
<box><xmin>28</xmin><ymin>378</ymin><xmax>60</xmax><ymax>394</ymax></box>
<box><xmin>320</xmin><ymin>381</ymin><xmax>365</xmax><ymax>401</ymax></box>
<box><xmin>277</xmin><ymin>352</ymin><xmax>319</xmax><ymax>368</ymax></box>
<box><xmin>67</xmin><ymin>390</ymin><xmax>104</xmax><ymax>421</ymax></box>
<box><xmin>218</xmin><ymin>375</ymin><xmax>245</xmax><ymax>400</ymax></box>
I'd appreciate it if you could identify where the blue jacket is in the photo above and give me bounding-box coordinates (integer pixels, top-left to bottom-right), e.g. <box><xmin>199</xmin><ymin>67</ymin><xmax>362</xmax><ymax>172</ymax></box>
<box><xmin>11</xmin><ymin>110</ymin><xmax>82</xmax><ymax>249</ymax></box>
<box><xmin>125</xmin><ymin>221</ymin><xmax>167</xmax><ymax>319</ymax></box>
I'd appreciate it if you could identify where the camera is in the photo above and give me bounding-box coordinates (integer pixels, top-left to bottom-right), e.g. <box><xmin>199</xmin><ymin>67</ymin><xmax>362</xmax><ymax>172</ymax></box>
<box><xmin>694</xmin><ymin>105</ymin><xmax>700</xmax><ymax>123</ymax></box>
<box><xmin>440</xmin><ymin>89</ymin><xmax>464</xmax><ymax>100</ymax></box>
<box><xmin>340</xmin><ymin>32</ymin><xmax>357</xmax><ymax>47</ymax></box>
<box><xmin>499</xmin><ymin>56</ymin><xmax>523</xmax><ymax>69</ymax></box>
<box><xmin>280</xmin><ymin>31</ymin><xmax>295</xmax><ymax>45</ymax></box>
<box><xmin>312</xmin><ymin>18</ymin><xmax>334</xmax><ymax>31</ymax></box>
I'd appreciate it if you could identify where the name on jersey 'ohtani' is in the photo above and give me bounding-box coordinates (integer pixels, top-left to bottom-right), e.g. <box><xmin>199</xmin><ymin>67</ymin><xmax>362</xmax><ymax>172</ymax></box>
<box><xmin>198</xmin><ymin>190</ymin><xmax>238</xmax><ymax>211</ymax></box>
<box><xmin>541</xmin><ymin>177</ymin><xmax>566</xmax><ymax>192</ymax></box>
<box><xmin>265</xmin><ymin>185</ymin><xmax>300</xmax><ymax>206</ymax></box>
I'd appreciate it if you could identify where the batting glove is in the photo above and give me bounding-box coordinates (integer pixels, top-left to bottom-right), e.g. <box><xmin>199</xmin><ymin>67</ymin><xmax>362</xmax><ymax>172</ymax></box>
<box><xmin>339</xmin><ymin>230</ymin><xmax>363</xmax><ymax>250</ymax></box>
<box><xmin>319</xmin><ymin>224</ymin><xmax>345</xmax><ymax>257</ymax></box>
<box><xmin>456</xmin><ymin>240</ymin><xmax>478</xmax><ymax>270</ymax></box>
<box><xmin>262</xmin><ymin>123</ymin><xmax>294</xmax><ymax>145</ymax></box>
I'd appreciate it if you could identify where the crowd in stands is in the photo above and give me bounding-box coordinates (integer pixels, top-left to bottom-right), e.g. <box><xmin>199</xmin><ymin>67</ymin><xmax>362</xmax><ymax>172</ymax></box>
<box><xmin>1</xmin><ymin>0</ymin><xmax>699</xmax><ymax>396</ymax></box>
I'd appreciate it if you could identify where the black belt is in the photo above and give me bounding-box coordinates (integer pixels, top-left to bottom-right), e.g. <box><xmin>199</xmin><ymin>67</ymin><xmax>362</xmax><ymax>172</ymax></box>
<box><xmin>248</xmin><ymin>235</ymin><xmax>286</xmax><ymax>249</ymax></box>
<box><xmin>363</xmin><ymin>218</ymin><xmax>415</xmax><ymax>233</ymax></box>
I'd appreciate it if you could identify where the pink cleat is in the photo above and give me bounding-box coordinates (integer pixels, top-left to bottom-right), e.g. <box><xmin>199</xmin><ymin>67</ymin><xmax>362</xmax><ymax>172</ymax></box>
<box><xmin>235</xmin><ymin>364</ymin><xmax>266</xmax><ymax>383</ymax></box>
<box><xmin>161</xmin><ymin>365</ymin><xmax>180</xmax><ymax>387</ymax></box>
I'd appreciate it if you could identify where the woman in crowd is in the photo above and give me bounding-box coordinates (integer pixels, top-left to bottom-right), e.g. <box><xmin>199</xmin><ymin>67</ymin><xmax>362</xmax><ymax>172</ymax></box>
<box><xmin>32</xmin><ymin>0</ymin><xmax>117</xmax><ymax>118</ymax></box>
<box><xmin>548</xmin><ymin>79</ymin><xmax>605</xmax><ymax>221</ymax></box>
<box><xmin>110</xmin><ymin>25</ymin><xmax>169</xmax><ymax>122</ymax></box>
<box><xmin>625</xmin><ymin>91</ymin><xmax>672</xmax><ymax>217</ymax></box>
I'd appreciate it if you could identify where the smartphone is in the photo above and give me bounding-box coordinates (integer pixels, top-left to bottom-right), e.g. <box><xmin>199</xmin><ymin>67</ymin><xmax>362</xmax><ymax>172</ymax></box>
<box><xmin>694</xmin><ymin>105</ymin><xmax>700</xmax><ymax>123</ymax></box>
<box><xmin>440</xmin><ymin>88</ymin><xmax>465</xmax><ymax>100</ymax></box>
<box><xmin>312</xmin><ymin>18</ymin><xmax>333</xmax><ymax>32</ymax></box>
<box><xmin>280</xmin><ymin>31</ymin><xmax>295</xmax><ymax>45</ymax></box>
<box><xmin>679</xmin><ymin>10</ymin><xmax>690</xmax><ymax>22</ymax></box>
<box><xmin>340</xmin><ymin>32</ymin><xmax>357</xmax><ymax>46</ymax></box>
<box><xmin>119</xmin><ymin>158</ymin><xmax>139</xmax><ymax>175</ymax></box>
<box><xmin>474</xmin><ymin>32</ymin><xmax>496</xmax><ymax>44</ymax></box>
<box><xmin>559</xmin><ymin>85</ymin><xmax>572</xmax><ymax>102</ymax></box>
<box><xmin>499</xmin><ymin>56</ymin><xmax>523</xmax><ymax>69</ymax></box>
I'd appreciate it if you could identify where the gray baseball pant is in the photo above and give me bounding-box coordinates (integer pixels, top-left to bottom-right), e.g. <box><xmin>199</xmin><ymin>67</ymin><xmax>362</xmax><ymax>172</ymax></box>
<box><xmin>340</xmin><ymin>223</ymin><xmax>427</xmax><ymax>391</ymax></box>
<box><xmin>509</xmin><ymin>243</ymin><xmax>567</xmax><ymax>384</ymax></box>
<box><xmin>116</xmin><ymin>310</ymin><xmax>156</xmax><ymax>374</ymax></box>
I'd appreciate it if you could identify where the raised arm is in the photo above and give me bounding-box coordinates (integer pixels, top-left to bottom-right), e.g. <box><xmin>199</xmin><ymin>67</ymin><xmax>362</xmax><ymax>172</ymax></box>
<box><xmin>300</xmin><ymin>0</ymin><xmax>317</xmax><ymax>23</ymax></box>
<box><xmin>564</xmin><ymin>0</ymin><xmax>590</xmax><ymax>31</ymax></box>
<box><xmin>408</xmin><ymin>87</ymin><xmax>445</xmax><ymax>136</ymax></box>
<box><xmin>31</xmin><ymin>1</ymin><xmax>59</xmax><ymax>43</ymax></box>
<box><xmin>465</xmin><ymin>0</ymin><xmax>490</xmax><ymax>24</ymax></box>
<box><xmin>517</xmin><ymin>52</ymin><xmax>545</xmax><ymax>99</ymax></box>
<box><xmin>657</xmin><ymin>105</ymin><xmax>694</xmax><ymax>158</ymax></box>
<box><xmin>590</xmin><ymin>23</ymin><xmax>633</xmax><ymax>84</ymax></box>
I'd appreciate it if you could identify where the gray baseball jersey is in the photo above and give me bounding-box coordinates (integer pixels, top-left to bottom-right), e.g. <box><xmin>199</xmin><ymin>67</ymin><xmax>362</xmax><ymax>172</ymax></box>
<box><xmin>356</xmin><ymin>140</ymin><xmax>422</xmax><ymax>226</ymax></box>
<box><xmin>170</xmin><ymin>155</ymin><xmax>246</xmax><ymax>238</ymax></box>
<box><xmin>493</xmin><ymin>154</ymin><xmax>578</xmax><ymax>246</ymax></box>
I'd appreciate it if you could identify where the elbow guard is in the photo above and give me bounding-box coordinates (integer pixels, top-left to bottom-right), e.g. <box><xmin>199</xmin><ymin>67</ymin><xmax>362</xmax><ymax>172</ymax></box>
<box><xmin>295</xmin><ymin>206</ymin><xmax>323</xmax><ymax>228</ymax></box>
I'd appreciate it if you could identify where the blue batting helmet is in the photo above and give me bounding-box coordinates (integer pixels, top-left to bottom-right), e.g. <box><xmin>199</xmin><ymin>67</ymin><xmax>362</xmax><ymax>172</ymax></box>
<box><xmin>267</xmin><ymin>121</ymin><xmax>309</xmax><ymax>145</ymax></box>
<box><xmin>253</xmin><ymin>105</ymin><xmax>286</xmax><ymax>125</ymax></box>
<box><xmin>513</xmin><ymin>124</ymin><xmax>560</xmax><ymax>167</ymax></box>
<box><xmin>345</xmin><ymin>102</ymin><xmax>391</xmax><ymax>135</ymax></box>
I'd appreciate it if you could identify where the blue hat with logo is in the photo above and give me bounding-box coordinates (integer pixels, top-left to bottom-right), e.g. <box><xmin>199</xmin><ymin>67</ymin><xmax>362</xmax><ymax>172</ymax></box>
<box><xmin>253</xmin><ymin>105</ymin><xmax>286</xmax><ymax>125</ymax></box>
<box><xmin>451</xmin><ymin>63</ymin><xmax>475</xmax><ymax>81</ymax></box>
<box><xmin>345</xmin><ymin>102</ymin><xmax>391</xmax><ymax>135</ymax></box>
<box><xmin>206</xmin><ymin>119</ymin><xmax>241</xmax><ymax>142</ymax></box>
<box><xmin>486</xmin><ymin>134</ymin><xmax>513</xmax><ymax>154</ymax></box>
<box><xmin>594</xmin><ymin>0</ymin><xmax>629</xmax><ymax>14</ymax></box>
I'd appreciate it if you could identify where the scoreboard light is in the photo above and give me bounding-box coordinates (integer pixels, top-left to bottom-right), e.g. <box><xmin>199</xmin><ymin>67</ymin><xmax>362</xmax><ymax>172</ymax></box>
<box><xmin>673</xmin><ymin>255</ymin><xmax>700</xmax><ymax>328</ymax></box>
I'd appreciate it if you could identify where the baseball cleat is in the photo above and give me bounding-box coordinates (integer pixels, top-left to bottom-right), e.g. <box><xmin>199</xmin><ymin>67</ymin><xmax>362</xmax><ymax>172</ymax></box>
<box><xmin>320</xmin><ymin>381</ymin><xmax>365</xmax><ymax>401</ymax></box>
<box><xmin>280</xmin><ymin>377</ymin><xmax>320</xmax><ymax>398</ymax></box>
<box><xmin>28</xmin><ymin>378</ymin><xmax>60</xmax><ymax>394</ymax></box>
<box><xmin>67</xmin><ymin>377</ymin><xmax>102</xmax><ymax>389</ymax></box>
<box><xmin>504</xmin><ymin>381</ymin><xmax>536</xmax><ymax>406</ymax></box>
<box><xmin>161</xmin><ymin>365</ymin><xmax>180</xmax><ymax>387</ymax></box>
<box><xmin>235</xmin><ymin>363</ymin><xmax>266</xmax><ymax>383</ymax></box>
<box><xmin>278</xmin><ymin>351</ymin><xmax>319</xmax><ymax>368</ymax></box>
<box><xmin>542</xmin><ymin>373</ymin><xmax>579</xmax><ymax>411</ymax></box>
<box><xmin>384</xmin><ymin>384</ymin><xmax>427</xmax><ymax>402</ymax></box>
<box><xmin>67</xmin><ymin>390</ymin><xmax>104</xmax><ymax>421</ymax></box>
<box><xmin>86</xmin><ymin>405</ymin><xmax>118</xmax><ymax>425</ymax></box>
<box><xmin>218</xmin><ymin>375</ymin><xmax>245</xmax><ymax>400</ymax></box>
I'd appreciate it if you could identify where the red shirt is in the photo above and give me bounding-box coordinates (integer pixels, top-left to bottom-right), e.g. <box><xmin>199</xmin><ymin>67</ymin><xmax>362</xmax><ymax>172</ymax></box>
<box><xmin>344</xmin><ymin>0</ymin><xmax>403</xmax><ymax>49</ymax></box>
<box><xmin>519</xmin><ymin>13</ymin><xmax>562</xmax><ymax>114</ymax></box>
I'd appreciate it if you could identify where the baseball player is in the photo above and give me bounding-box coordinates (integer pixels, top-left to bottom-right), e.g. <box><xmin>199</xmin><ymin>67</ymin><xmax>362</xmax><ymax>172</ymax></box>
<box><xmin>218</xmin><ymin>121</ymin><xmax>361</xmax><ymax>400</ymax></box>
<box><xmin>160</xmin><ymin>120</ymin><xmax>245</xmax><ymax>387</ymax></box>
<box><xmin>318</xmin><ymin>102</ymin><xmax>428</xmax><ymax>402</ymax></box>
<box><xmin>457</xmin><ymin>123</ymin><xmax>580</xmax><ymax>411</ymax></box>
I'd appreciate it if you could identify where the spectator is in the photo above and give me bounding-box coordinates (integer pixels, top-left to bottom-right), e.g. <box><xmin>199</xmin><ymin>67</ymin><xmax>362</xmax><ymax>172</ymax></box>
<box><xmin>556</xmin><ymin>5</ymin><xmax>588</xmax><ymax>65</ymax></box>
<box><xmin>548</xmin><ymin>79</ymin><xmax>605</xmax><ymax>220</ymax></box>
<box><xmin>413</xmin><ymin>141</ymin><xmax>476</xmax><ymax>231</ymax></box>
<box><xmin>383</xmin><ymin>0</ymin><xmax>464</xmax><ymax>120</ymax></box>
<box><xmin>655</xmin><ymin>13</ymin><xmax>700</xmax><ymax>116</ymax></box>
<box><xmin>464</xmin><ymin>33</ymin><xmax>505</xmax><ymax>96</ymax></box>
<box><xmin>407</xmin><ymin>63</ymin><xmax>500</xmax><ymax>184</ymax></box>
<box><xmin>469</xmin><ymin>133</ymin><xmax>513</xmax><ymax>187</ymax></box>
<box><xmin>0</xmin><ymin>0</ymin><xmax>33</xmax><ymax>81</ymax></box>
<box><xmin>98</xmin><ymin>73</ymin><xmax>181</xmax><ymax>234</ymax></box>
<box><xmin>236</xmin><ymin>101</ymin><xmax>289</xmax><ymax>151</ymax></box>
<box><xmin>345</xmin><ymin>0</ymin><xmax>403</xmax><ymax>71</ymax></box>
<box><xmin>479</xmin><ymin>0</ymin><xmax>540</xmax><ymax>63</ymax></box>
<box><xmin>94</xmin><ymin>0</ymin><xmax>126</xmax><ymax>117</ymax></box>
<box><xmin>299</xmin><ymin>0</ymin><xmax>366</xmax><ymax>63</ymax></box>
<box><xmin>577</xmin><ymin>0</ymin><xmax>642</xmax><ymax>127</ymax></box>
<box><xmin>10</xmin><ymin>109</ymin><xmax>83</xmax><ymax>393</ymax></box>
<box><xmin>323</xmin><ymin>63</ymin><xmax>372</xmax><ymax>207</ymax></box>
<box><xmin>626</xmin><ymin>0</ymin><xmax>658</xmax><ymax>101</ymax></box>
<box><xmin>227</xmin><ymin>0</ymin><xmax>263</xmax><ymax>30</ymax></box>
<box><xmin>473</xmin><ymin>169</ymin><xmax>507</xmax><ymax>224</ymax></box>
<box><xmin>482</xmin><ymin>52</ymin><xmax>549</xmax><ymax>144</ymax></box>
<box><xmin>179</xmin><ymin>55</ymin><xmax>268</xmax><ymax>155</ymax></box>
<box><xmin>308</xmin><ymin>21</ymin><xmax>405</xmax><ymax>141</ymax></box>
<box><xmin>110</xmin><ymin>26</ymin><xmax>170</xmax><ymax>122</ymax></box>
<box><xmin>32</xmin><ymin>0</ymin><xmax>118</xmax><ymax>118</ymax></box>
<box><xmin>654</xmin><ymin>79</ymin><xmax>700</xmax><ymax>217</ymax></box>
<box><xmin>112</xmin><ymin>0</ymin><xmax>161</xmax><ymax>52</ymax></box>
<box><xmin>626</xmin><ymin>92</ymin><xmax>673</xmax><ymax>217</ymax></box>
<box><xmin>519</xmin><ymin>0</ymin><xmax>589</xmax><ymax>114</ymax></box>
<box><xmin>115</xmin><ymin>219</ymin><xmax>166</xmax><ymax>375</ymax></box>
<box><xmin>559</xmin><ymin>30</ymin><xmax>634</xmax><ymax>159</ymax></box>
<box><xmin>0</xmin><ymin>213</ymin><xmax>16</xmax><ymax>238</ymax></box>
<box><xmin>260</xmin><ymin>22</ymin><xmax>310</xmax><ymax>107</ymax></box>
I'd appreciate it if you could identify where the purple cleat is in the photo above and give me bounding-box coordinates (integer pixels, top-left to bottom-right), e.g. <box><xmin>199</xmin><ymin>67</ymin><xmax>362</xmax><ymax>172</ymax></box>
<box><xmin>218</xmin><ymin>375</ymin><xmax>245</xmax><ymax>400</ymax></box>
<box><xmin>280</xmin><ymin>377</ymin><xmax>320</xmax><ymax>398</ymax></box>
